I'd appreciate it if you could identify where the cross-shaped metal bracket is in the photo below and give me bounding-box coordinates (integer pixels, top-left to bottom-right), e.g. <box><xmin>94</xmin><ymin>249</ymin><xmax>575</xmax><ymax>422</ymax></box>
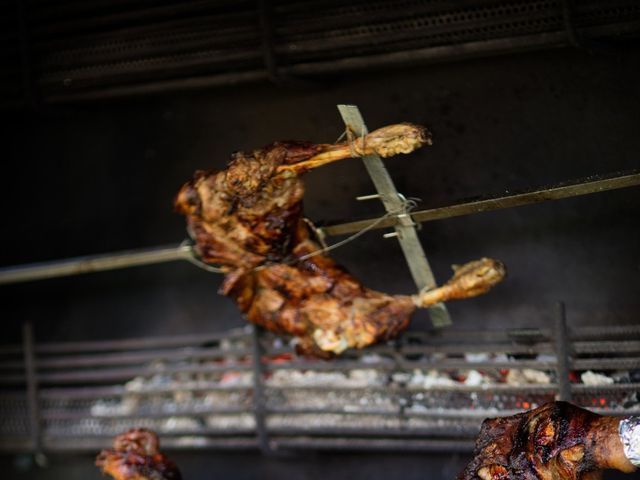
<box><xmin>337</xmin><ymin>104</ymin><xmax>451</xmax><ymax>328</ymax></box>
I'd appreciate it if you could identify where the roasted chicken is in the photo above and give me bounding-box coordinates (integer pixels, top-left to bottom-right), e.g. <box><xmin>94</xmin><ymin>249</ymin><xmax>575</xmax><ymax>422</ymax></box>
<box><xmin>459</xmin><ymin>401</ymin><xmax>638</xmax><ymax>480</ymax></box>
<box><xmin>175</xmin><ymin>124</ymin><xmax>506</xmax><ymax>356</ymax></box>
<box><xmin>96</xmin><ymin>428</ymin><xmax>181</xmax><ymax>480</ymax></box>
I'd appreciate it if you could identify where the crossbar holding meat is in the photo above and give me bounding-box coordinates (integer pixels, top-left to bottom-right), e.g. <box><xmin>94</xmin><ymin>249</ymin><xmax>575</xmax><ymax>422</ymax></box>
<box><xmin>175</xmin><ymin>124</ymin><xmax>506</xmax><ymax>356</ymax></box>
<box><xmin>459</xmin><ymin>401</ymin><xmax>639</xmax><ymax>480</ymax></box>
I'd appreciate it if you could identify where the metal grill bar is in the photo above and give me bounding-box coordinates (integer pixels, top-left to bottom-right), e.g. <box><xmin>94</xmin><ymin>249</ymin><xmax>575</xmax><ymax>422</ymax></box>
<box><xmin>42</xmin><ymin>437</ymin><xmax>260</xmax><ymax>452</ymax></box>
<box><xmin>0</xmin><ymin>363</ymin><xmax>253</xmax><ymax>386</ymax></box>
<box><xmin>39</xmin><ymin>384</ymin><xmax>251</xmax><ymax>400</ymax></box>
<box><xmin>572</xmin><ymin>358</ymin><xmax>640</xmax><ymax>370</ymax></box>
<box><xmin>267</xmin><ymin>384</ymin><xmax>558</xmax><ymax>393</ymax></box>
<box><xmin>22</xmin><ymin>322</ymin><xmax>41</xmax><ymax>455</ymax></box>
<box><xmin>264</xmin><ymin>359</ymin><xmax>558</xmax><ymax>371</ymax></box>
<box><xmin>265</xmin><ymin>408</ymin><xmax>523</xmax><ymax>419</ymax></box>
<box><xmin>266</xmin><ymin>427</ymin><xmax>481</xmax><ymax>438</ymax></box>
<box><xmin>35</xmin><ymin>329</ymin><xmax>249</xmax><ymax>354</ymax></box>
<box><xmin>5</xmin><ymin>346</ymin><xmax>251</xmax><ymax>370</ymax></box>
<box><xmin>572</xmin><ymin>383</ymin><xmax>640</xmax><ymax>393</ymax></box>
<box><xmin>0</xmin><ymin>383</ymin><xmax>559</xmax><ymax>404</ymax></box>
<box><xmin>43</xmin><ymin>406</ymin><xmax>250</xmax><ymax>421</ymax></box>
<box><xmin>569</xmin><ymin>325</ymin><xmax>640</xmax><ymax>340</ymax></box>
<box><xmin>271</xmin><ymin>437</ymin><xmax>475</xmax><ymax>453</ymax></box>
<box><xmin>251</xmin><ymin>325</ymin><xmax>271</xmax><ymax>453</ymax></box>
<box><xmin>554</xmin><ymin>303</ymin><xmax>572</xmax><ymax>402</ymax></box>
<box><xmin>46</xmin><ymin>428</ymin><xmax>257</xmax><ymax>438</ymax></box>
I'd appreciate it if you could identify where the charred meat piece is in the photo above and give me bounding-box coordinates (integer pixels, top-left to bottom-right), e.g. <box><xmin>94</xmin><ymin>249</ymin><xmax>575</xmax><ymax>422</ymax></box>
<box><xmin>96</xmin><ymin>428</ymin><xmax>181</xmax><ymax>480</ymax></box>
<box><xmin>459</xmin><ymin>401</ymin><xmax>638</xmax><ymax>480</ymax></box>
<box><xmin>176</xmin><ymin>124</ymin><xmax>506</xmax><ymax>356</ymax></box>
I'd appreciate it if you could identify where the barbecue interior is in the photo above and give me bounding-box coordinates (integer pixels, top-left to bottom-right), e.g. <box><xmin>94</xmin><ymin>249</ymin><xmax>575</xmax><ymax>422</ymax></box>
<box><xmin>1</xmin><ymin>1</ymin><xmax>639</xmax><ymax>479</ymax></box>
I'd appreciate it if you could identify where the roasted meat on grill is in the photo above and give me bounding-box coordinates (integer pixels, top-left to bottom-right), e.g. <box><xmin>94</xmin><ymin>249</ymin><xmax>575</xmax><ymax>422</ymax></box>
<box><xmin>175</xmin><ymin>124</ymin><xmax>506</xmax><ymax>356</ymax></box>
<box><xmin>96</xmin><ymin>428</ymin><xmax>181</xmax><ymax>480</ymax></box>
<box><xmin>459</xmin><ymin>401</ymin><xmax>638</xmax><ymax>480</ymax></box>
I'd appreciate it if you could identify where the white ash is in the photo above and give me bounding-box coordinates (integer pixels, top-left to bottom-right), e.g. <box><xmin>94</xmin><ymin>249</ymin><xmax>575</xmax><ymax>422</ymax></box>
<box><xmin>267</xmin><ymin>414</ymin><xmax>400</xmax><ymax>430</ymax></box>
<box><xmin>205</xmin><ymin>414</ymin><xmax>255</xmax><ymax>430</ymax></box>
<box><xmin>161</xmin><ymin>417</ymin><xmax>202</xmax><ymax>431</ymax></box>
<box><xmin>405</xmin><ymin>416</ymin><xmax>481</xmax><ymax>432</ymax></box>
<box><xmin>463</xmin><ymin>370</ymin><xmax>486</xmax><ymax>386</ymax></box>
<box><xmin>465</xmin><ymin>353</ymin><xmax>490</xmax><ymax>363</ymax></box>
<box><xmin>407</xmin><ymin>369</ymin><xmax>456</xmax><ymax>388</ymax></box>
<box><xmin>391</xmin><ymin>372</ymin><xmax>413</xmax><ymax>385</ymax></box>
<box><xmin>266</xmin><ymin>369</ymin><xmax>385</xmax><ymax>387</ymax></box>
<box><xmin>266</xmin><ymin>389</ymin><xmax>395</xmax><ymax>411</ymax></box>
<box><xmin>360</xmin><ymin>353</ymin><xmax>392</xmax><ymax>364</ymax></box>
<box><xmin>45</xmin><ymin>417</ymin><xmax>164</xmax><ymax>437</ymax></box>
<box><xmin>172</xmin><ymin>436</ymin><xmax>211</xmax><ymax>447</ymax></box>
<box><xmin>581</xmin><ymin>370</ymin><xmax>615</xmax><ymax>386</ymax></box>
<box><xmin>494</xmin><ymin>353</ymin><xmax>512</xmax><ymax>363</ymax></box>
<box><xmin>91</xmin><ymin>397</ymin><xmax>139</xmax><ymax>416</ymax></box>
<box><xmin>536</xmin><ymin>354</ymin><xmax>557</xmax><ymax>363</ymax></box>
<box><xmin>506</xmin><ymin>369</ymin><xmax>552</xmax><ymax>385</ymax></box>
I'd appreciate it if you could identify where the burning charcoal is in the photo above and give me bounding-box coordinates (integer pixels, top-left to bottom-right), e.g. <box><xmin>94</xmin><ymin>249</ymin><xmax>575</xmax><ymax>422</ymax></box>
<box><xmin>218</xmin><ymin>371</ymin><xmax>252</xmax><ymax>386</ymax></box>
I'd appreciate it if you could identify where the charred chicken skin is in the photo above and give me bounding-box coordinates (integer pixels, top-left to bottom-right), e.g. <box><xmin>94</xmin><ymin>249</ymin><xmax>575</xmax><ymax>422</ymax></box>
<box><xmin>96</xmin><ymin>428</ymin><xmax>181</xmax><ymax>480</ymax></box>
<box><xmin>175</xmin><ymin>124</ymin><xmax>506</xmax><ymax>356</ymax></box>
<box><xmin>459</xmin><ymin>401</ymin><xmax>638</xmax><ymax>480</ymax></box>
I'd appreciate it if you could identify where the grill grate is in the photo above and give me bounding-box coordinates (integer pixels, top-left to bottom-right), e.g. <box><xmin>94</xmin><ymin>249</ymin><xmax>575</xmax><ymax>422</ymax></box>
<box><xmin>1</xmin><ymin>316</ymin><xmax>639</xmax><ymax>453</ymax></box>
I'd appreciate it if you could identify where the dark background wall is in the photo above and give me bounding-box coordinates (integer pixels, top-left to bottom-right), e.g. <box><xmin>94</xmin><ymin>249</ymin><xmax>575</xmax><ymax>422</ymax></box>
<box><xmin>1</xmin><ymin>46</ymin><xmax>639</xmax><ymax>478</ymax></box>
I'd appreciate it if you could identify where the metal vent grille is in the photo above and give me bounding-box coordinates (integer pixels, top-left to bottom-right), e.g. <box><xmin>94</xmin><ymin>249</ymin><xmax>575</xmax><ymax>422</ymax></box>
<box><xmin>1</xmin><ymin>0</ymin><xmax>639</xmax><ymax>106</ymax></box>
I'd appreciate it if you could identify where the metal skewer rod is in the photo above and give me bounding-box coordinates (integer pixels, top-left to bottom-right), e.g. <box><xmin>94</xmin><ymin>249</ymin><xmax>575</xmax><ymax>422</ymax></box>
<box><xmin>321</xmin><ymin>169</ymin><xmax>640</xmax><ymax>237</ymax></box>
<box><xmin>0</xmin><ymin>244</ymin><xmax>193</xmax><ymax>285</ymax></box>
<box><xmin>0</xmin><ymin>170</ymin><xmax>637</xmax><ymax>286</ymax></box>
